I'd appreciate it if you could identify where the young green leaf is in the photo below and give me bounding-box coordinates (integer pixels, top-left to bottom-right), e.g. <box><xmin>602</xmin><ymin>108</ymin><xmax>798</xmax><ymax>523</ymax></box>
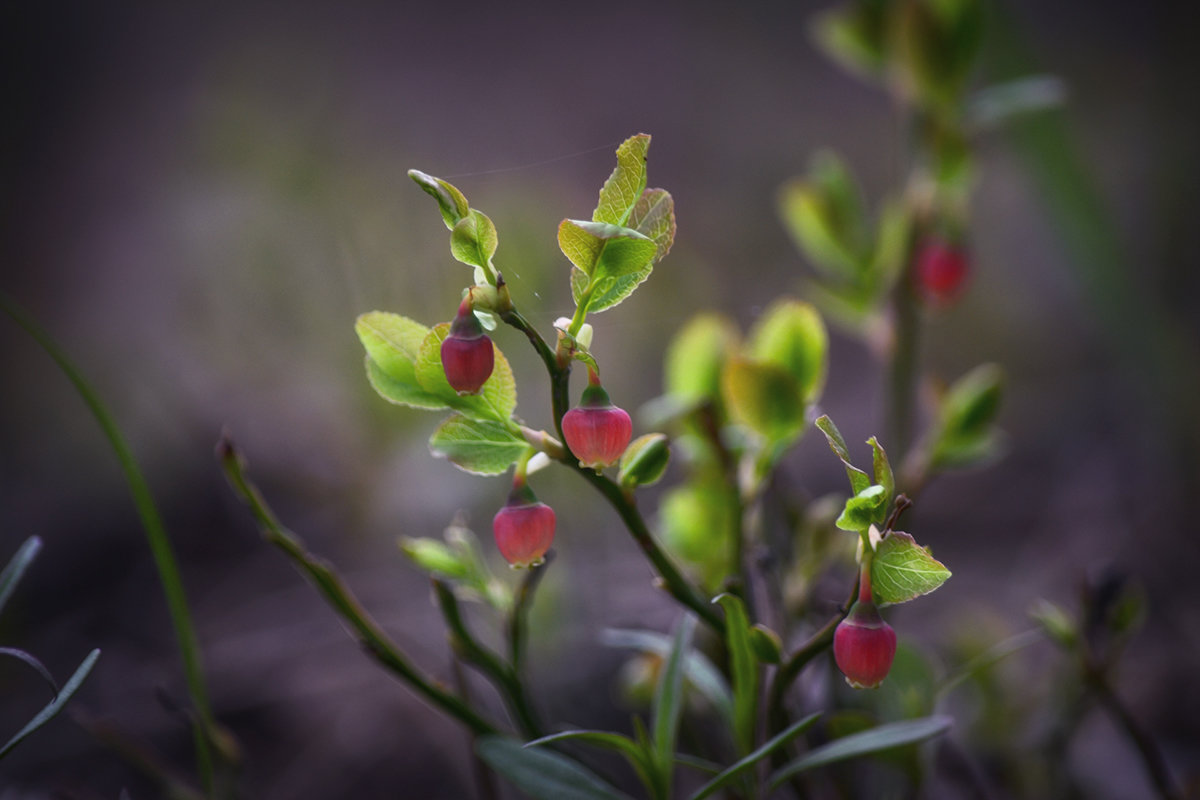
<box><xmin>768</xmin><ymin>715</ymin><xmax>952</xmax><ymax>787</ymax></box>
<box><xmin>476</xmin><ymin>736</ymin><xmax>636</xmax><ymax>800</ymax></box>
<box><xmin>968</xmin><ymin>75</ymin><xmax>1066</xmax><ymax>130</ymax></box>
<box><xmin>628</xmin><ymin>188</ymin><xmax>676</xmax><ymax>262</ymax></box>
<box><xmin>688</xmin><ymin>713</ymin><xmax>821</xmax><ymax>800</ymax></box>
<box><xmin>652</xmin><ymin>615</ymin><xmax>696</xmax><ymax>793</ymax></box>
<box><xmin>450</xmin><ymin>209</ymin><xmax>499</xmax><ymax>276</ymax></box>
<box><xmin>665</xmin><ymin>314</ymin><xmax>740</xmax><ymax>404</ymax></box>
<box><xmin>870</xmin><ymin>532</ymin><xmax>951</xmax><ymax>606</ymax></box>
<box><xmin>721</xmin><ymin>357</ymin><xmax>806</xmax><ymax>443</ymax></box>
<box><xmin>778</xmin><ymin>152</ymin><xmax>870</xmax><ymax>281</ymax></box>
<box><xmin>810</xmin><ymin>1</ymin><xmax>891</xmax><ymax>79</ymax></box>
<box><xmin>594</xmin><ymin>134</ymin><xmax>651</xmax><ymax>227</ymax></box>
<box><xmin>714</xmin><ymin>594</ymin><xmax>758</xmax><ymax>757</ymax></box>
<box><xmin>835</xmin><ymin>484</ymin><xmax>888</xmax><ymax>532</ymax></box>
<box><xmin>747</xmin><ymin>299</ymin><xmax>828</xmax><ymax>405</ymax></box>
<box><xmin>365</xmin><ymin>358</ymin><xmax>449</xmax><ymax>411</ymax></box>
<box><xmin>398</xmin><ymin>537</ymin><xmax>470</xmax><ymax>580</ymax></box>
<box><xmin>601</xmin><ymin>628</ymin><xmax>733</xmax><ymax>728</ymax></box>
<box><xmin>356</xmin><ymin>312</ymin><xmax>429</xmax><ymax>376</ymax></box>
<box><xmin>618</xmin><ymin>433</ymin><xmax>671</xmax><ymax>488</ymax></box>
<box><xmin>0</xmin><ymin>648</ymin><xmax>101</xmax><ymax>760</ymax></box>
<box><xmin>815</xmin><ymin>415</ymin><xmax>870</xmax><ymax>495</ymax></box>
<box><xmin>356</xmin><ymin>312</ymin><xmax>447</xmax><ymax>410</ymax></box>
<box><xmin>408</xmin><ymin>170</ymin><xmax>470</xmax><ymax>230</ymax></box>
<box><xmin>866</xmin><ymin>436</ymin><xmax>895</xmax><ymax>503</ymax></box>
<box><xmin>0</xmin><ymin>537</ymin><xmax>41</xmax><ymax>616</ymax></box>
<box><xmin>929</xmin><ymin>363</ymin><xmax>1004</xmax><ymax>470</ymax></box>
<box><xmin>414</xmin><ymin>323</ymin><xmax>517</xmax><ymax>423</ymax></box>
<box><xmin>661</xmin><ymin>476</ymin><xmax>740</xmax><ymax>592</ymax></box>
<box><xmin>561</xmin><ymin>220</ymin><xmax>659</xmax><ymax>314</ymax></box>
<box><xmin>428</xmin><ymin>414</ymin><xmax>528</xmax><ymax>475</ymax></box>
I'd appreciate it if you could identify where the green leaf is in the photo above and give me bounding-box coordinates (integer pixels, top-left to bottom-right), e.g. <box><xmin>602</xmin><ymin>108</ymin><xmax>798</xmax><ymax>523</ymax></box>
<box><xmin>356</xmin><ymin>311</ymin><xmax>429</xmax><ymax>374</ymax></box>
<box><xmin>594</xmin><ymin>134</ymin><xmax>650</xmax><ymax>226</ymax></box>
<box><xmin>867</xmin><ymin>436</ymin><xmax>894</xmax><ymax>503</ymax></box>
<box><xmin>526</xmin><ymin>730</ymin><xmax>657</xmax><ymax>793</ymax></box>
<box><xmin>689</xmin><ymin>713</ymin><xmax>821</xmax><ymax>800</ymax></box>
<box><xmin>429</xmin><ymin>414</ymin><xmax>527</xmax><ymax>475</ymax></box>
<box><xmin>835</xmin><ymin>484</ymin><xmax>888</xmax><ymax>532</ymax></box>
<box><xmin>747</xmin><ymin>299</ymin><xmax>828</xmax><ymax>404</ymax></box>
<box><xmin>665</xmin><ymin>314</ymin><xmax>739</xmax><ymax>404</ymax></box>
<box><xmin>1029</xmin><ymin>600</ymin><xmax>1077</xmax><ymax>650</ymax></box>
<box><xmin>815</xmin><ymin>415</ymin><xmax>870</xmax><ymax>495</ymax></box>
<box><xmin>715</xmin><ymin>594</ymin><xmax>757</xmax><ymax>756</ymax></box>
<box><xmin>365</xmin><ymin>358</ymin><xmax>448</xmax><ymax>410</ymax></box>
<box><xmin>969</xmin><ymin>75</ymin><xmax>1065</xmax><ymax>130</ymax></box>
<box><xmin>778</xmin><ymin>152</ymin><xmax>870</xmax><ymax>280</ymax></box>
<box><xmin>868</xmin><ymin>199</ymin><xmax>911</xmax><ymax>293</ymax></box>
<box><xmin>660</xmin><ymin>476</ymin><xmax>740</xmax><ymax>593</ymax></box>
<box><xmin>894</xmin><ymin>0</ymin><xmax>985</xmax><ymax>113</ymax></box>
<box><xmin>415</xmin><ymin>323</ymin><xmax>517</xmax><ymax>423</ymax></box>
<box><xmin>748</xmin><ymin>624</ymin><xmax>783</xmax><ymax>664</ymax></box>
<box><xmin>408</xmin><ymin>169</ymin><xmax>469</xmax><ymax>230</ymax></box>
<box><xmin>356</xmin><ymin>312</ymin><xmax>447</xmax><ymax>410</ymax></box>
<box><xmin>929</xmin><ymin>363</ymin><xmax>1004</xmax><ymax>470</ymax></box>
<box><xmin>601</xmin><ymin>628</ymin><xmax>733</xmax><ymax>728</ymax></box>
<box><xmin>618</xmin><ymin>433</ymin><xmax>671</xmax><ymax>489</ymax></box>
<box><xmin>0</xmin><ymin>648</ymin><xmax>58</xmax><ymax>696</ymax></box>
<box><xmin>629</xmin><ymin>188</ymin><xmax>676</xmax><ymax>262</ymax></box>
<box><xmin>721</xmin><ymin>357</ymin><xmax>806</xmax><ymax>443</ymax></box>
<box><xmin>0</xmin><ymin>537</ymin><xmax>41</xmax><ymax>615</ymax></box>
<box><xmin>561</xmin><ymin>220</ymin><xmax>659</xmax><ymax>314</ymax></box>
<box><xmin>810</xmin><ymin>0</ymin><xmax>892</xmax><ymax>79</ymax></box>
<box><xmin>450</xmin><ymin>209</ymin><xmax>499</xmax><ymax>274</ymax></box>
<box><xmin>871</xmin><ymin>532</ymin><xmax>951</xmax><ymax>606</ymax></box>
<box><xmin>476</xmin><ymin>736</ymin><xmax>636</xmax><ymax>800</ymax></box>
<box><xmin>768</xmin><ymin>715</ymin><xmax>952</xmax><ymax>787</ymax></box>
<box><xmin>398</xmin><ymin>537</ymin><xmax>470</xmax><ymax>580</ymax></box>
<box><xmin>652</xmin><ymin>615</ymin><xmax>696</xmax><ymax>790</ymax></box>
<box><xmin>0</xmin><ymin>649</ymin><xmax>101</xmax><ymax>760</ymax></box>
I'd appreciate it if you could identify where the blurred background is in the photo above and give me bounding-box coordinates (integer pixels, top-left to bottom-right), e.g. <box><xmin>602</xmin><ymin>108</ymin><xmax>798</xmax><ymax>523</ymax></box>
<box><xmin>2</xmin><ymin>0</ymin><xmax>1197</xmax><ymax>797</ymax></box>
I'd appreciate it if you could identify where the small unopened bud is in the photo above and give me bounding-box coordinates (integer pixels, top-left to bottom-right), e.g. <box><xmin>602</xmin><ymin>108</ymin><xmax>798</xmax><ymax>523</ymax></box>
<box><xmin>441</xmin><ymin>296</ymin><xmax>494</xmax><ymax>394</ymax></box>
<box><xmin>618</xmin><ymin>433</ymin><xmax>671</xmax><ymax>488</ymax></box>
<box><xmin>914</xmin><ymin>238</ymin><xmax>969</xmax><ymax>305</ymax></box>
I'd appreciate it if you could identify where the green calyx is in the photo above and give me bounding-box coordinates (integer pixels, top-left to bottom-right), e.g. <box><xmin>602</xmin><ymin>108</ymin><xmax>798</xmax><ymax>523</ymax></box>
<box><xmin>579</xmin><ymin>383</ymin><xmax>614</xmax><ymax>409</ymax></box>
<box><xmin>449</xmin><ymin>297</ymin><xmax>484</xmax><ymax>339</ymax></box>
<box><xmin>506</xmin><ymin>482</ymin><xmax>539</xmax><ymax>508</ymax></box>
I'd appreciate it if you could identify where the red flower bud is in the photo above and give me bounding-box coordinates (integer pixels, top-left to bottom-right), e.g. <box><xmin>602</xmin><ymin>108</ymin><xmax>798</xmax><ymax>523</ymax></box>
<box><xmin>493</xmin><ymin>486</ymin><xmax>555</xmax><ymax>568</ymax></box>
<box><xmin>562</xmin><ymin>384</ymin><xmax>633</xmax><ymax>470</ymax></box>
<box><xmin>914</xmin><ymin>239</ymin><xmax>969</xmax><ymax>305</ymax></box>
<box><xmin>833</xmin><ymin>599</ymin><xmax>897</xmax><ymax>689</ymax></box>
<box><xmin>441</xmin><ymin>298</ymin><xmax>494</xmax><ymax>394</ymax></box>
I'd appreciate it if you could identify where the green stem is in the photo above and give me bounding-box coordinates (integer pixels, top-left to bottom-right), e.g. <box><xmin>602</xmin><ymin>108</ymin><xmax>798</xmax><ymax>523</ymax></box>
<box><xmin>500</xmin><ymin>307</ymin><xmax>725</xmax><ymax>635</ymax></box>
<box><xmin>887</xmin><ymin>275</ymin><xmax>920</xmax><ymax>459</ymax></box>
<box><xmin>577</xmin><ymin>467</ymin><xmax>725</xmax><ymax>633</ymax></box>
<box><xmin>509</xmin><ymin>554</ymin><xmax>551</xmax><ymax>676</ymax></box>
<box><xmin>432</xmin><ymin>580</ymin><xmax>544</xmax><ymax>739</ymax></box>
<box><xmin>217</xmin><ymin>437</ymin><xmax>498</xmax><ymax>737</ymax></box>
<box><xmin>2</xmin><ymin>294</ymin><xmax>219</xmax><ymax>797</ymax></box>
<box><xmin>1083</xmin><ymin>661</ymin><xmax>1181</xmax><ymax>800</ymax></box>
<box><xmin>766</xmin><ymin>575</ymin><xmax>860</xmax><ymax>737</ymax></box>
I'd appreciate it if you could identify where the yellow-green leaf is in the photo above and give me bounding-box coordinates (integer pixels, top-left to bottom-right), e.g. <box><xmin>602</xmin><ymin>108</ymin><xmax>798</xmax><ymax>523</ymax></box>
<box><xmin>594</xmin><ymin>134</ymin><xmax>651</xmax><ymax>227</ymax></box>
